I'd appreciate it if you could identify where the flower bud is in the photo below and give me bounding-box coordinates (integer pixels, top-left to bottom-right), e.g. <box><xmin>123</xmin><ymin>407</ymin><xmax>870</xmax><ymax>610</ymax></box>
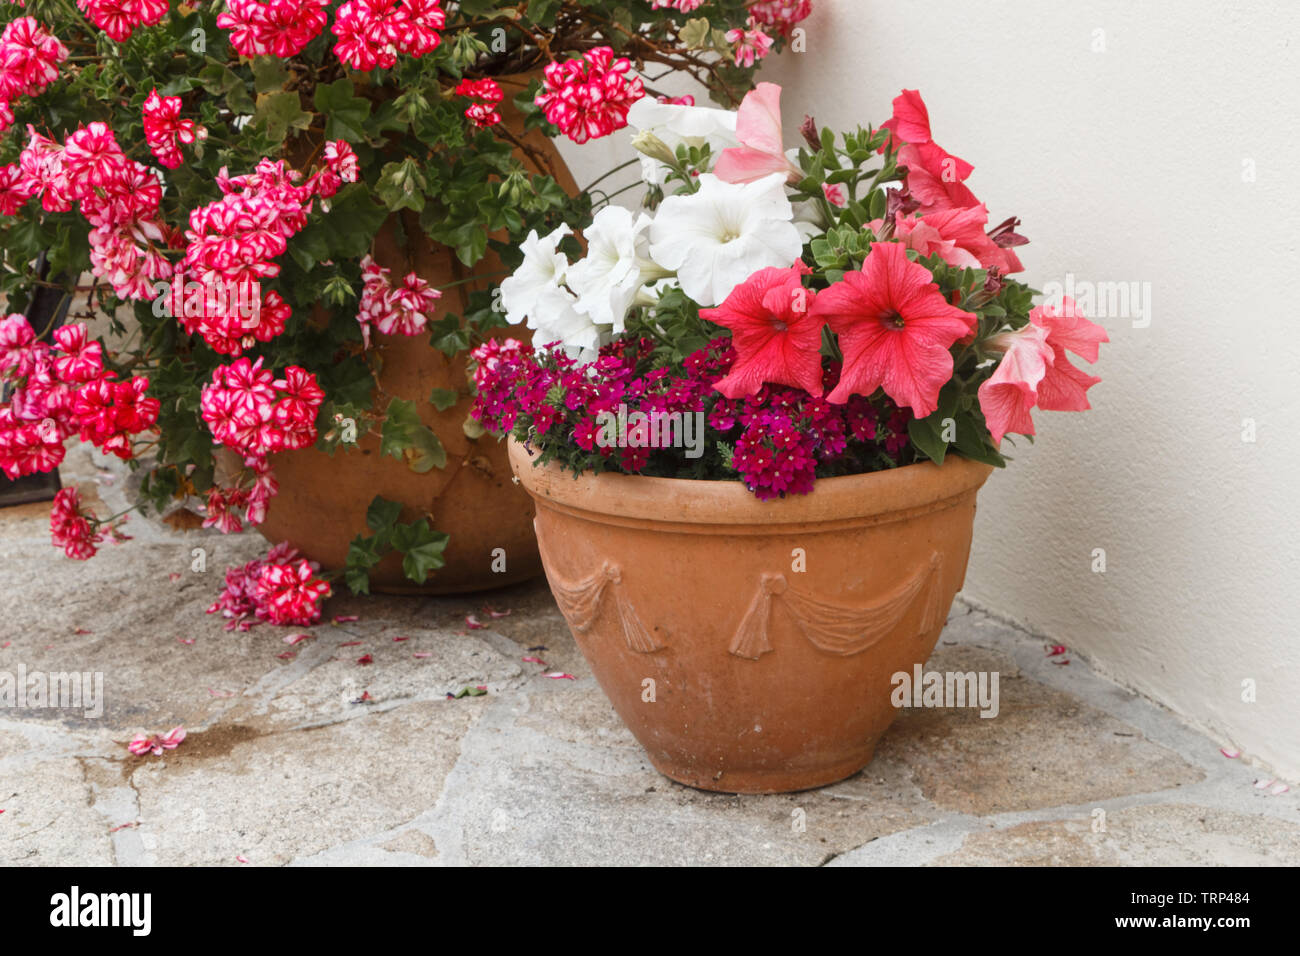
<box><xmin>631</xmin><ymin>131</ymin><xmax>678</xmax><ymax>168</ymax></box>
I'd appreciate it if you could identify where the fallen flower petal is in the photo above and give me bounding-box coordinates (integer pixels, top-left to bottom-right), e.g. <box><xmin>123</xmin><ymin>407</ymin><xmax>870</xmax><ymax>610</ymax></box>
<box><xmin>177</xmin><ymin>637</ymin><xmax>195</xmax><ymax>645</ymax></box>
<box><xmin>465</xmin><ymin>614</ymin><xmax>485</xmax><ymax>629</ymax></box>
<box><xmin>486</xmin><ymin>608</ymin><xmax>511</xmax><ymax>619</ymax></box>
<box><xmin>1220</xmin><ymin>747</ymin><xmax>1240</xmax><ymax>759</ymax></box>
<box><xmin>392</xmin><ymin>635</ymin><xmax>411</xmax><ymax>642</ymax></box>
<box><xmin>543</xmin><ymin>672</ymin><xmax>577</xmax><ymax>680</ymax></box>
<box><xmin>276</xmin><ymin>651</ymin><xmax>296</xmax><ymax>660</ymax></box>
<box><xmin>236</xmin><ymin>854</ymin><xmax>249</xmax><ymax>864</ymax></box>
<box><xmin>521</xmin><ymin>656</ymin><xmax>548</xmax><ymax>666</ymax></box>
<box><xmin>1046</xmin><ymin>644</ymin><xmax>1067</xmax><ymax>656</ymax></box>
<box><xmin>108</xmin><ymin>821</ymin><xmax>140</xmax><ymax>833</ymax></box>
<box><xmin>169</xmin><ymin>572</ymin><xmax>182</xmax><ymax>582</ymax></box>
<box><xmin>1254</xmin><ymin>778</ymin><xmax>1274</xmax><ymax>790</ymax></box>
<box><xmin>283</xmin><ymin>633</ymin><xmax>312</xmax><ymax>645</ymax></box>
<box><xmin>208</xmin><ymin>688</ymin><xmax>236</xmax><ymax>698</ymax></box>
<box><xmin>74</xmin><ymin>628</ymin><xmax>93</xmax><ymax>635</ymax></box>
<box><xmin>351</xmin><ymin>691</ymin><xmax>373</xmax><ymax>704</ymax></box>
<box><xmin>1270</xmin><ymin>783</ymin><xmax>1290</xmax><ymax>795</ymax></box>
<box><xmin>356</xmin><ymin>654</ymin><xmax>373</xmax><ymax>665</ymax></box>
<box><xmin>413</xmin><ymin>652</ymin><xmax>433</xmax><ymax>659</ymax></box>
<box><xmin>1051</xmin><ymin>659</ymin><xmax>1070</xmax><ymax>666</ymax></box>
<box><xmin>2</xmin><ymin>641</ymin><xmax>12</xmax><ymax>649</ymax></box>
<box><xmin>333</xmin><ymin>615</ymin><xmax>360</xmax><ymax>623</ymax></box>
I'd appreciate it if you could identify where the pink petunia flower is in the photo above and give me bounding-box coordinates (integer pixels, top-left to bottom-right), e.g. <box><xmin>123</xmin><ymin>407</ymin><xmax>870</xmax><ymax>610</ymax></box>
<box><xmin>714</xmin><ymin>82</ymin><xmax>801</xmax><ymax>185</ymax></box>
<box><xmin>810</xmin><ymin>241</ymin><xmax>976</xmax><ymax>415</ymax></box>
<box><xmin>702</xmin><ymin>261</ymin><xmax>824</xmax><ymax>398</ymax></box>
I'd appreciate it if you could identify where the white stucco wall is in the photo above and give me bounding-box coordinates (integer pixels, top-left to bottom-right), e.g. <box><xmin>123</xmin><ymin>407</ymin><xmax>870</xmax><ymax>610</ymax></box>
<box><xmin>556</xmin><ymin>0</ymin><xmax>1300</xmax><ymax>779</ymax></box>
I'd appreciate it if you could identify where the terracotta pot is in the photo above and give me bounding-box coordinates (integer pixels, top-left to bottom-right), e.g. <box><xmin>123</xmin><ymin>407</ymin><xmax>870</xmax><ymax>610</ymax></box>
<box><xmin>509</xmin><ymin>438</ymin><xmax>994</xmax><ymax>793</ymax></box>
<box><xmin>250</xmin><ymin>75</ymin><xmax>577</xmax><ymax>594</ymax></box>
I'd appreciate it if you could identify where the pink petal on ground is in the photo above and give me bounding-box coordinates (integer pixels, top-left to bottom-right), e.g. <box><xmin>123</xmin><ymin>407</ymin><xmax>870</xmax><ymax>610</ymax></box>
<box><xmin>413</xmin><ymin>652</ymin><xmax>433</xmax><ymax>659</ymax></box>
<box><xmin>521</xmin><ymin>656</ymin><xmax>547</xmax><ymax>666</ymax></box>
<box><xmin>1220</xmin><ymin>747</ymin><xmax>1240</xmax><ymax>759</ymax></box>
<box><xmin>1051</xmin><ymin>659</ymin><xmax>1070</xmax><ymax>666</ymax></box>
<box><xmin>356</xmin><ymin>654</ymin><xmax>374</xmax><ymax>665</ymax></box>
<box><xmin>160</xmin><ymin>727</ymin><xmax>186</xmax><ymax>748</ymax></box>
<box><xmin>0</xmin><ymin>809</ymin><xmax>6</xmax><ymax>814</ymax></box>
<box><xmin>74</xmin><ymin>628</ymin><xmax>93</xmax><ymax>635</ymax></box>
<box><xmin>339</xmin><ymin>641</ymin><xmax>363</xmax><ymax>647</ymax></box>
<box><xmin>486</xmin><ymin>608</ymin><xmax>511</xmax><ymax>619</ymax></box>
<box><xmin>465</xmin><ymin>614</ymin><xmax>485</xmax><ymax>630</ymax></box>
<box><xmin>543</xmin><ymin>672</ymin><xmax>576</xmax><ymax>680</ymax></box>
<box><xmin>177</xmin><ymin>637</ymin><xmax>195</xmax><ymax>645</ymax></box>
<box><xmin>1046</xmin><ymin>644</ymin><xmax>1067</xmax><ymax>656</ymax></box>
<box><xmin>108</xmin><ymin>821</ymin><xmax>140</xmax><ymax>833</ymax></box>
<box><xmin>1</xmin><ymin>642</ymin><xmax>11</xmax><ymax>649</ymax></box>
<box><xmin>333</xmin><ymin>615</ymin><xmax>360</xmax><ymax>623</ymax></box>
<box><xmin>169</xmin><ymin>572</ymin><xmax>182</xmax><ymax>582</ymax></box>
<box><xmin>284</xmin><ymin>633</ymin><xmax>312</xmax><ymax>645</ymax></box>
<box><xmin>277</xmin><ymin>651</ymin><xmax>296</xmax><ymax>660</ymax></box>
<box><xmin>1271</xmin><ymin>782</ymin><xmax>1290</xmax><ymax>795</ymax></box>
<box><xmin>208</xmin><ymin>688</ymin><xmax>236</xmax><ymax>698</ymax></box>
<box><xmin>1254</xmin><ymin>778</ymin><xmax>1274</xmax><ymax>790</ymax></box>
<box><xmin>236</xmin><ymin>854</ymin><xmax>250</xmax><ymax>864</ymax></box>
<box><xmin>392</xmin><ymin>635</ymin><xmax>410</xmax><ymax>642</ymax></box>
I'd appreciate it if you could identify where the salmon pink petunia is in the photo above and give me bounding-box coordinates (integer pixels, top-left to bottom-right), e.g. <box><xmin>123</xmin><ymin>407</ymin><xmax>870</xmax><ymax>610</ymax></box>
<box><xmin>892</xmin><ymin>204</ymin><xmax>1024</xmax><ymax>275</ymax></box>
<box><xmin>714</xmin><ymin>82</ymin><xmax>800</xmax><ymax>185</ymax></box>
<box><xmin>976</xmin><ymin>322</ymin><xmax>1053</xmax><ymax>444</ymax></box>
<box><xmin>701</xmin><ymin>261</ymin><xmax>824</xmax><ymax>397</ymax></box>
<box><xmin>810</xmin><ymin>242</ymin><xmax>976</xmax><ymax>415</ymax></box>
<box><xmin>880</xmin><ymin>89</ymin><xmax>979</xmax><ymax>214</ymax></box>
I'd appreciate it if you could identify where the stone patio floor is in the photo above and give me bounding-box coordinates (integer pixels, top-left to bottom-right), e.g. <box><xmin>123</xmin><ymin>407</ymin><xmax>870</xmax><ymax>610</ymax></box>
<box><xmin>2</xmin><ymin>450</ymin><xmax>1297</xmax><ymax>866</ymax></box>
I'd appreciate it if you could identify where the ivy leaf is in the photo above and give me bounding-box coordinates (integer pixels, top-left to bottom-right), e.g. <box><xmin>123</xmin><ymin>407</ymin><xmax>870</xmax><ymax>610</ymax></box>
<box><xmin>429</xmin><ymin>387</ymin><xmax>460</xmax><ymax>411</ymax></box>
<box><xmin>365</xmin><ymin>495</ymin><xmax>403</xmax><ymax>533</ymax></box>
<box><xmin>315</xmin><ymin>77</ymin><xmax>372</xmax><ymax>143</ymax></box>
<box><xmin>380</xmin><ymin>397</ymin><xmax>448</xmax><ymax>472</ymax></box>
<box><xmin>391</xmin><ymin>519</ymin><xmax>450</xmax><ymax>583</ymax></box>
<box><xmin>679</xmin><ymin>17</ymin><xmax>712</xmax><ymax>48</ymax></box>
<box><xmin>254</xmin><ymin>90</ymin><xmax>311</xmax><ymax>143</ymax></box>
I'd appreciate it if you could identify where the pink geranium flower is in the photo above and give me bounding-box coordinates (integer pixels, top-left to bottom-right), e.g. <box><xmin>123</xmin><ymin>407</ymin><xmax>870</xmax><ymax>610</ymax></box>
<box><xmin>714</xmin><ymin>82</ymin><xmax>800</xmax><ymax>185</ymax></box>
<box><xmin>701</xmin><ymin>261</ymin><xmax>824</xmax><ymax>397</ymax></box>
<box><xmin>810</xmin><ymin>241</ymin><xmax>976</xmax><ymax>415</ymax></box>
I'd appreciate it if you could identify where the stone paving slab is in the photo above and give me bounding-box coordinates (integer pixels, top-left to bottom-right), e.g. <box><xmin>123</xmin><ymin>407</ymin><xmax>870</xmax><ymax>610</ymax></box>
<box><xmin>1</xmin><ymin>452</ymin><xmax>1296</xmax><ymax>865</ymax></box>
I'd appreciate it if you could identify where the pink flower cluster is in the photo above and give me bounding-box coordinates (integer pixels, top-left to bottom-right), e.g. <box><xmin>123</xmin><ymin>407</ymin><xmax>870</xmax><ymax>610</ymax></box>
<box><xmin>180</xmin><ymin>145</ymin><xmax>354</xmax><ymax>354</ymax></box>
<box><xmin>75</xmin><ymin>0</ymin><xmax>170</xmax><ymax>43</ymax></box>
<box><xmin>0</xmin><ymin>315</ymin><xmax>159</xmax><ymax>481</ymax></box>
<box><xmin>0</xmin><ymin>17</ymin><xmax>68</xmax><ymax>133</ymax></box>
<box><xmin>356</xmin><ymin>254</ymin><xmax>442</xmax><ymax>345</ymax></box>
<box><xmin>142</xmin><ymin>88</ymin><xmax>207</xmax><ymax>169</ymax></box>
<box><xmin>331</xmin><ymin>0</ymin><xmax>445</xmax><ymax>71</ymax></box>
<box><xmin>469</xmin><ymin>335</ymin><xmax>910</xmax><ymax>499</ymax></box>
<box><xmin>5</xmin><ymin>123</ymin><xmax>174</xmax><ymax>300</ymax></box>
<box><xmin>206</xmin><ymin>541</ymin><xmax>331</xmax><ymax>630</ymax></box>
<box><xmin>748</xmin><ymin>0</ymin><xmax>813</xmax><ymax>35</ymax></box>
<box><xmin>534</xmin><ymin>47</ymin><xmax>644</xmax><ymax>145</ymax></box>
<box><xmin>726</xmin><ymin>18</ymin><xmax>774</xmax><ymax>68</ymax></box>
<box><xmin>454</xmin><ymin>78</ymin><xmax>503</xmax><ymax>128</ymax></box>
<box><xmin>217</xmin><ymin>0</ymin><xmax>330</xmax><ymax>58</ymax></box>
<box><xmin>50</xmin><ymin>487</ymin><xmax>103</xmax><ymax>560</ymax></box>
<box><xmin>203</xmin><ymin>454</ymin><xmax>278</xmax><ymax>533</ymax></box>
<box><xmin>199</xmin><ymin>356</ymin><xmax>324</xmax><ymax>459</ymax></box>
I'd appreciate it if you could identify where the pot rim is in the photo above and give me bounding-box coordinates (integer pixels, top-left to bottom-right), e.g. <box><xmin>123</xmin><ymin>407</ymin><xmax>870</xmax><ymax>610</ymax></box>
<box><xmin>507</xmin><ymin>436</ymin><xmax>994</xmax><ymax>529</ymax></box>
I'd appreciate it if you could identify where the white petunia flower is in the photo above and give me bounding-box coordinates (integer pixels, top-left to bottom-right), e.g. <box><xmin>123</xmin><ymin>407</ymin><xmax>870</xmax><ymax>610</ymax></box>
<box><xmin>527</xmin><ymin>283</ymin><xmax>604</xmax><ymax>360</ymax></box>
<box><xmin>499</xmin><ymin>224</ymin><xmax>573</xmax><ymax>326</ymax></box>
<box><xmin>567</xmin><ymin>205</ymin><xmax>669</xmax><ymax>333</ymax></box>
<box><xmin>648</xmin><ymin>173</ymin><xmax>803</xmax><ymax>307</ymax></box>
<box><xmin>627</xmin><ymin>96</ymin><xmax>739</xmax><ymax>185</ymax></box>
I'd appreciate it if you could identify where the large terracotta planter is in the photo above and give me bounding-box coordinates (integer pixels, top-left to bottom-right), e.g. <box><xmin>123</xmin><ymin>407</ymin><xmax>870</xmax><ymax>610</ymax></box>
<box><xmin>509</xmin><ymin>438</ymin><xmax>994</xmax><ymax>793</ymax></box>
<box><xmin>250</xmin><ymin>76</ymin><xmax>576</xmax><ymax>594</ymax></box>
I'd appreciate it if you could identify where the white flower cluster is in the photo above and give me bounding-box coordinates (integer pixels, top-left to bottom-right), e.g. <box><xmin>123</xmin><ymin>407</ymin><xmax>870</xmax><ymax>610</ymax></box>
<box><xmin>499</xmin><ymin>99</ymin><xmax>805</xmax><ymax>359</ymax></box>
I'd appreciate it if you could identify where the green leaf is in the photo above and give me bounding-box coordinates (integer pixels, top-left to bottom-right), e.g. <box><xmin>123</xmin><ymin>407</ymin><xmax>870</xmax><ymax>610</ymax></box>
<box><xmin>251</xmin><ymin>56</ymin><xmax>288</xmax><ymax>94</ymax></box>
<box><xmin>254</xmin><ymin>90</ymin><xmax>311</xmax><ymax>143</ymax></box>
<box><xmin>390</xmin><ymin>519</ymin><xmax>450</xmax><ymax>582</ymax></box>
<box><xmin>314</xmin><ymin>77</ymin><xmax>372</xmax><ymax>143</ymax></box>
<box><xmin>380</xmin><ymin>397</ymin><xmax>448</xmax><ymax>472</ymax></box>
<box><xmin>429</xmin><ymin>387</ymin><xmax>460</xmax><ymax>411</ymax></box>
<box><xmin>679</xmin><ymin>17</ymin><xmax>712</xmax><ymax>48</ymax></box>
<box><xmin>365</xmin><ymin>495</ymin><xmax>403</xmax><ymax>533</ymax></box>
